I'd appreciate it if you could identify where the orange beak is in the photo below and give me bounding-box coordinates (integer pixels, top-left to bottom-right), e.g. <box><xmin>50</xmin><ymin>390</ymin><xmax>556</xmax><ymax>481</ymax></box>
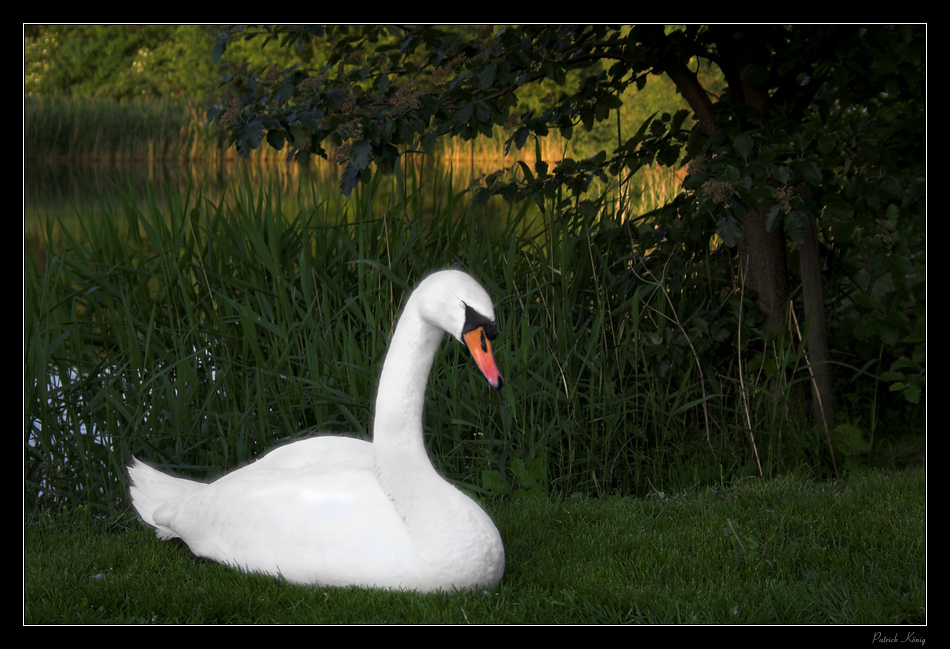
<box><xmin>463</xmin><ymin>326</ymin><xmax>504</xmax><ymax>390</ymax></box>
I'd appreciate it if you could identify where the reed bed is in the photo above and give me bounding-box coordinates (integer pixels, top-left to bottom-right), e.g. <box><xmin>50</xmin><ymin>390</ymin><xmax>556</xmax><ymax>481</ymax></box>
<box><xmin>25</xmin><ymin>161</ymin><xmax>829</xmax><ymax>518</ymax></box>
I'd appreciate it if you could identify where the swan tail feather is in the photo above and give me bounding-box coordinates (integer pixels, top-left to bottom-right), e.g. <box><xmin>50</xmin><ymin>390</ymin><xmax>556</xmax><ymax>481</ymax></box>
<box><xmin>128</xmin><ymin>457</ymin><xmax>202</xmax><ymax>540</ymax></box>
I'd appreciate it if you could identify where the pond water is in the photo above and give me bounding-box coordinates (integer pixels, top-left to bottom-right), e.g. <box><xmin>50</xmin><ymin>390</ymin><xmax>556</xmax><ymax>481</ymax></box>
<box><xmin>23</xmin><ymin>155</ymin><xmax>528</xmax><ymax>265</ymax></box>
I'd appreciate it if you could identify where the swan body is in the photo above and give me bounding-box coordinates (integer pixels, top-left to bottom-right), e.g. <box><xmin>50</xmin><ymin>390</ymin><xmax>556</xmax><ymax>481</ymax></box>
<box><xmin>128</xmin><ymin>270</ymin><xmax>505</xmax><ymax>592</ymax></box>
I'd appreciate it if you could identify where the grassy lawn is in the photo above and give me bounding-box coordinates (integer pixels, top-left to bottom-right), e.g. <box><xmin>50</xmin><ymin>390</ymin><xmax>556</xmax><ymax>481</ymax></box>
<box><xmin>24</xmin><ymin>467</ymin><xmax>925</xmax><ymax>625</ymax></box>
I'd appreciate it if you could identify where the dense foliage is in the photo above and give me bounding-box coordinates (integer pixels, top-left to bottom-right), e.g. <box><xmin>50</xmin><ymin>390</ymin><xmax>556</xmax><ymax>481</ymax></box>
<box><xmin>208</xmin><ymin>24</ymin><xmax>926</xmax><ymax>462</ymax></box>
<box><xmin>24</xmin><ymin>25</ymin><xmax>311</xmax><ymax>100</ymax></box>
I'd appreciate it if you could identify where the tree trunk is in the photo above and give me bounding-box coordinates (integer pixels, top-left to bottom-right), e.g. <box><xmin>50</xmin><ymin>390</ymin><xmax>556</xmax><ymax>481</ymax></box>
<box><xmin>662</xmin><ymin>30</ymin><xmax>835</xmax><ymax>433</ymax></box>
<box><xmin>738</xmin><ymin>207</ymin><xmax>789</xmax><ymax>336</ymax></box>
<box><xmin>799</xmin><ymin>210</ymin><xmax>836</xmax><ymax>433</ymax></box>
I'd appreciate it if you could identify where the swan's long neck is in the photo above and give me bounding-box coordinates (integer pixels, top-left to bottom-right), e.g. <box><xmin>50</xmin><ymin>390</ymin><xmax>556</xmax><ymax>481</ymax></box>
<box><xmin>372</xmin><ymin>298</ymin><xmax>445</xmax><ymax>482</ymax></box>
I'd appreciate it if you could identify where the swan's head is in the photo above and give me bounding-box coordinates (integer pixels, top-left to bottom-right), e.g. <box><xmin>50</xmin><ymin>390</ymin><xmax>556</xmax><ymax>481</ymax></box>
<box><xmin>414</xmin><ymin>270</ymin><xmax>504</xmax><ymax>391</ymax></box>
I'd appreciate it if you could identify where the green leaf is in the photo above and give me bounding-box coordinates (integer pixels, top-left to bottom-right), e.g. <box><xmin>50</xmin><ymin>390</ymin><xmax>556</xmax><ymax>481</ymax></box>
<box><xmin>454</xmin><ymin>101</ymin><xmax>474</xmax><ymax>124</ymax></box>
<box><xmin>212</xmin><ymin>33</ymin><xmax>228</xmax><ymax>64</ymax></box>
<box><xmin>717</xmin><ymin>215</ymin><xmax>743</xmax><ymax>247</ymax></box>
<box><xmin>733</xmin><ymin>132</ymin><xmax>754</xmax><ymax>162</ymax></box>
<box><xmin>265</xmin><ymin>129</ymin><xmax>285</xmax><ymax>151</ymax></box>
<box><xmin>350</xmin><ymin>141</ymin><xmax>373</xmax><ymax>170</ymax></box>
<box><xmin>275</xmin><ymin>81</ymin><xmax>294</xmax><ymax>105</ymax></box>
<box><xmin>339</xmin><ymin>163</ymin><xmax>360</xmax><ymax>196</ymax></box>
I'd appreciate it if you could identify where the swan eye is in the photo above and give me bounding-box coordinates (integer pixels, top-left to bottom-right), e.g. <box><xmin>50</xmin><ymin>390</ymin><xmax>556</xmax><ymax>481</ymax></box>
<box><xmin>462</xmin><ymin>303</ymin><xmax>498</xmax><ymax>340</ymax></box>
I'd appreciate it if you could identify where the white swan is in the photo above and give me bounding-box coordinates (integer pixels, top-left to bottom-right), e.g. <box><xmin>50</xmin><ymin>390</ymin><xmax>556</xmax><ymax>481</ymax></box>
<box><xmin>128</xmin><ymin>270</ymin><xmax>505</xmax><ymax>593</ymax></box>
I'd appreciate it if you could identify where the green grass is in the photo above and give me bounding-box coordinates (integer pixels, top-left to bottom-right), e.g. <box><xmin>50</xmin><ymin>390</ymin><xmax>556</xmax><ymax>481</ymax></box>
<box><xmin>24</xmin><ymin>467</ymin><xmax>925</xmax><ymax>624</ymax></box>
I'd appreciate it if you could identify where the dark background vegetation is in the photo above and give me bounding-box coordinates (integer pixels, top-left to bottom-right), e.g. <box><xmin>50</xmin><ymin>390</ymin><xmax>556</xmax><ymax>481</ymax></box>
<box><xmin>25</xmin><ymin>25</ymin><xmax>925</xmax><ymax>512</ymax></box>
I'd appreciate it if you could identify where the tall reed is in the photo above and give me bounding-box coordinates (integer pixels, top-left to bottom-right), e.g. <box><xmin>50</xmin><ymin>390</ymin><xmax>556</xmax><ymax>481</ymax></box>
<box><xmin>25</xmin><ymin>162</ymin><xmax>824</xmax><ymax>517</ymax></box>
